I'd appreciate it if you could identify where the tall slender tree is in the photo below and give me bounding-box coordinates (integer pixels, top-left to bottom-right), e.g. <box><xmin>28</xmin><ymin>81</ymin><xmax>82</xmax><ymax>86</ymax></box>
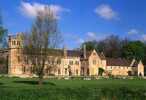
<box><xmin>24</xmin><ymin>7</ymin><xmax>61</xmax><ymax>85</ymax></box>
<box><xmin>0</xmin><ymin>11</ymin><xmax>7</xmax><ymax>48</ymax></box>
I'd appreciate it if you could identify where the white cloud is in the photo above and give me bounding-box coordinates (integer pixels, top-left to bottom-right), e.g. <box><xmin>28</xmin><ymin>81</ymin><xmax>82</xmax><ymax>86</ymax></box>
<box><xmin>86</xmin><ymin>32</ymin><xmax>111</xmax><ymax>41</ymax></box>
<box><xmin>20</xmin><ymin>2</ymin><xmax>69</xmax><ymax>19</ymax></box>
<box><xmin>76</xmin><ymin>38</ymin><xmax>84</xmax><ymax>44</ymax></box>
<box><xmin>95</xmin><ymin>4</ymin><xmax>117</xmax><ymax>20</ymax></box>
<box><xmin>127</xmin><ymin>29</ymin><xmax>146</xmax><ymax>42</ymax></box>
<box><xmin>128</xmin><ymin>29</ymin><xmax>139</xmax><ymax>35</ymax></box>
<box><xmin>142</xmin><ymin>34</ymin><xmax>146</xmax><ymax>41</ymax></box>
<box><xmin>63</xmin><ymin>33</ymin><xmax>84</xmax><ymax>44</ymax></box>
<box><xmin>63</xmin><ymin>32</ymin><xmax>110</xmax><ymax>48</ymax></box>
<box><xmin>87</xmin><ymin>32</ymin><xmax>96</xmax><ymax>37</ymax></box>
<box><xmin>86</xmin><ymin>32</ymin><xmax>97</xmax><ymax>40</ymax></box>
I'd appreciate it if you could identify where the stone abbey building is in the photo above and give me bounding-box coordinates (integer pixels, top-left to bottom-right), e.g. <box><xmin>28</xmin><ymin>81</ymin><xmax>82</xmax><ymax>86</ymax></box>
<box><xmin>0</xmin><ymin>33</ymin><xmax>145</xmax><ymax>77</ymax></box>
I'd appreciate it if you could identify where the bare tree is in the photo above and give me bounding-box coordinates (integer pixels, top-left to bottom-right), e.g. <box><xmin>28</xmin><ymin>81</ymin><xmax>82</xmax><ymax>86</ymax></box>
<box><xmin>23</xmin><ymin>7</ymin><xmax>61</xmax><ymax>85</ymax></box>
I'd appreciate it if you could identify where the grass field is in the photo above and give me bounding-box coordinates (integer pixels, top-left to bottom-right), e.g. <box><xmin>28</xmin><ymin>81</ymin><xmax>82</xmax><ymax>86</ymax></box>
<box><xmin>0</xmin><ymin>77</ymin><xmax>146</xmax><ymax>100</ymax></box>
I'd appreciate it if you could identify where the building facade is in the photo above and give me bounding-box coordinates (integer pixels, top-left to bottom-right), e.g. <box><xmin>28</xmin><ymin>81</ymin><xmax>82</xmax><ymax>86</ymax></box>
<box><xmin>7</xmin><ymin>33</ymin><xmax>145</xmax><ymax>77</ymax></box>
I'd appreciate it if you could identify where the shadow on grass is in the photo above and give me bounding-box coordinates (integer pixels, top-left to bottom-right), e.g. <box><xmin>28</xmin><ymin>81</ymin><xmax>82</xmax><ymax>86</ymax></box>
<box><xmin>0</xmin><ymin>83</ymin><xmax>3</xmax><ymax>85</ymax></box>
<box><xmin>13</xmin><ymin>80</ymin><xmax>56</xmax><ymax>86</ymax></box>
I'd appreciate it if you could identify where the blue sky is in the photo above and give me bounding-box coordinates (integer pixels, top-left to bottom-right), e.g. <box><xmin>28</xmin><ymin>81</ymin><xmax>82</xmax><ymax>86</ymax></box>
<box><xmin>1</xmin><ymin>0</ymin><xmax>146</xmax><ymax>49</ymax></box>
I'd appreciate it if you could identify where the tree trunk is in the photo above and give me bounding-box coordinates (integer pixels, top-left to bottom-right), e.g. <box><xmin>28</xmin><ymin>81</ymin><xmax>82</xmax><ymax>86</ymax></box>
<box><xmin>38</xmin><ymin>76</ymin><xmax>43</xmax><ymax>86</ymax></box>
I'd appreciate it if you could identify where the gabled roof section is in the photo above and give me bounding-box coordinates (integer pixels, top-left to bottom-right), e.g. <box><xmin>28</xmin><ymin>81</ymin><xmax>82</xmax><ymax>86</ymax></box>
<box><xmin>99</xmin><ymin>52</ymin><xmax>106</xmax><ymax>60</ymax></box>
<box><xmin>130</xmin><ymin>59</ymin><xmax>140</xmax><ymax>67</ymax></box>
<box><xmin>85</xmin><ymin>50</ymin><xmax>106</xmax><ymax>60</ymax></box>
<box><xmin>132</xmin><ymin>60</ymin><xmax>139</xmax><ymax>67</ymax></box>
<box><xmin>80</xmin><ymin>49</ymin><xmax>106</xmax><ymax>60</ymax></box>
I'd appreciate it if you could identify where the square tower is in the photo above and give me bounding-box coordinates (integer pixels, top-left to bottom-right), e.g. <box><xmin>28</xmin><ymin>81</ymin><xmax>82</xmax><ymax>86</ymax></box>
<box><xmin>8</xmin><ymin>33</ymin><xmax>24</xmax><ymax>76</ymax></box>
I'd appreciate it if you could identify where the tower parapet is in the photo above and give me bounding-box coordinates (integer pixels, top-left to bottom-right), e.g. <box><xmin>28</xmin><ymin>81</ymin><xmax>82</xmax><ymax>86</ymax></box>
<box><xmin>8</xmin><ymin>33</ymin><xmax>23</xmax><ymax>49</ymax></box>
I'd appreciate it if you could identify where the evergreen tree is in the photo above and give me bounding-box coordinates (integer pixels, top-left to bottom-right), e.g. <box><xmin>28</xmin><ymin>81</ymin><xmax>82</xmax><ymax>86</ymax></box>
<box><xmin>0</xmin><ymin>11</ymin><xmax>7</xmax><ymax>48</ymax></box>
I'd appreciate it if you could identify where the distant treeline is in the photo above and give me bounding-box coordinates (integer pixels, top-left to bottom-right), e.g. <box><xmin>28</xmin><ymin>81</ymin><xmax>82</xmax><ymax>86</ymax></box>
<box><xmin>81</xmin><ymin>35</ymin><xmax>146</xmax><ymax>65</ymax></box>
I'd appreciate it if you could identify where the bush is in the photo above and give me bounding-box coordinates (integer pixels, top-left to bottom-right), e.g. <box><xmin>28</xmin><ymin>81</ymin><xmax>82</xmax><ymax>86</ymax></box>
<box><xmin>98</xmin><ymin>67</ymin><xmax>104</xmax><ymax>76</ymax></box>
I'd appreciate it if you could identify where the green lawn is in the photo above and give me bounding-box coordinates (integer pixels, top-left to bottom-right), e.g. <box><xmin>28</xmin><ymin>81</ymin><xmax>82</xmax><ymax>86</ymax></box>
<box><xmin>0</xmin><ymin>77</ymin><xmax>146</xmax><ymax>100</ymax></box>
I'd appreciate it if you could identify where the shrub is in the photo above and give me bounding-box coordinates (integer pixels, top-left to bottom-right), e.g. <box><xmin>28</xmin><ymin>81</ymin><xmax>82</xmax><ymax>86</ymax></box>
<box><xmin>98</xmin><ymin>67</ymin><xmax>104</xmax><ymax>76</ymax></box>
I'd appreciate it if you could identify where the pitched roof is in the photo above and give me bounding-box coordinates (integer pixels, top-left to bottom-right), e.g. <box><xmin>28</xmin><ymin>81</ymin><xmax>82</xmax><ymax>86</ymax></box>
<box><xmin>23</xmin><ymin>48</ymin><xmax>81</xmax><ymax>57</ymax></box>
<box><xmin>67</xmin><ymin>50</ymin><xmax>81</xmax><ymax>57</ymax></box>
<box><xmin>47</xmin><ymin>49</ymin><xmax>81</xmax><ymax>57</ymax></box>
<box><xmin>106</xmin><ymin>58</ymin><xmax>131</xmax><ymax>66</ymax></box>
<box><xmin>48</xmin><ymin>49</ymin><xmax>104</xmax><ymax>58</ymax></box>
<box><xmin>47</xmin><ymin>49</ymin><xmax>63</xmax><ymax>57</ymax></box>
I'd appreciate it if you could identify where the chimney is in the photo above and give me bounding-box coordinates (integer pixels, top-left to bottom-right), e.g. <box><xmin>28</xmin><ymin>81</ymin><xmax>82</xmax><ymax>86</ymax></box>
<box><xmin>63</xmin><ymin>45</ymin><xmax>67</xmax><ymax>58</ymax></box>
<box><xmin>83</xmin><ymin>44</ymin><xmax>86</xmax><ymax>59</ymax></box>
<box><xmin>8</xmin><ymin>35</ymin><xmax>12</xmax><ymax>48</ymax></box>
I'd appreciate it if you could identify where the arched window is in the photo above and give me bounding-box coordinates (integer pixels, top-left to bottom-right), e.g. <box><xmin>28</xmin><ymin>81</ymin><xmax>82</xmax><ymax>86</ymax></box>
<box><xmin>25</xmin><ymin>56</ymin><xmax>29</xmax><ymax>64</ymax></box>
<box><xmin>23</xmin><ymin>66</ymin><xmax>26</xmax><ymax>74</ymax></box>
<box><xmin>17</xmin><ymin>41</ymin><xmax>20</xmax><ymax>45</ymax></box>
<box><xmin>87</xmin><ymin>68</ymin><xmax>89</xmax><ymax>75</ymax></box>
<box><xmin>76</xmin><ymin>69</ymin><xmax>78</xmax><ymax>75</ymax></box>
<box><xmin>75</xmin><ymin>61</ymin><xmax>79</xmax><ymax>65</ymax></box>
<box><xmin>57</xmin><ymin>59</ymin><xmax>61</xmax><ymax>64</ymax></box>
<box><xmin>58</xmin><ymin>69</ymin><xmax>61</xmax><ymax>75</ymax></box>
<box><xmin>12</xmin><ymin>41</ymin><xmax>16</xmax><ymax>45</ymax></box>
<box><xmin>65</xmin><ymin>68</ymin><xmax>68</xmax><ymax>75</ymax></box>
<box><xmin>69</xmin><ymin>61</ymin><xmax>73</xmax><ymax>65</ymax></box>
<box><xmin>139</xmin><ymin>72</ymin><xmax>142</xmax><ymax>76</ymax></box>
<box><xmin>17</xmin><ymin>56</ymin><xmax>20</xmax><ymax>62</ymax></box>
